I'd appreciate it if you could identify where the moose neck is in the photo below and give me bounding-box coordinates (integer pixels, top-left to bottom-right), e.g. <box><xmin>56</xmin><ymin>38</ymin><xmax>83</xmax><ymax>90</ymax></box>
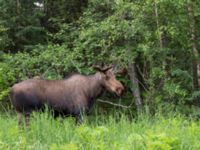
<box><xmin>87</xmin><ymin>72</ymin><xmax>104</xmax><ymax>99</ymax></box>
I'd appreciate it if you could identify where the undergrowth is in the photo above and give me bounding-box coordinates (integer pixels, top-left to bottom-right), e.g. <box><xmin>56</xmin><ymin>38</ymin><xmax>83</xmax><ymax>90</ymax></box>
<box><xmin>0</xmin><ymin>112</ymin><xmax>199</xmax><ymax>150</ymax></box>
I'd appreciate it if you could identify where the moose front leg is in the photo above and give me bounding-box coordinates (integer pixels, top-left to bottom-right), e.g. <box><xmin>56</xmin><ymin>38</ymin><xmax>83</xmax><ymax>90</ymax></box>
<box><xmin>86</xmin><ymin>98</ymin><xmax>95</xmax><ymax>114</ymax></box>
<box><xmin>25</xmin><ymin>112</ymin><xmax>31</xmax><ymax>126</ymax></box>
<box><xmin>75</xmin><ymin>109</ymin><xmax>85</xmax><ymax>125</ymax></box>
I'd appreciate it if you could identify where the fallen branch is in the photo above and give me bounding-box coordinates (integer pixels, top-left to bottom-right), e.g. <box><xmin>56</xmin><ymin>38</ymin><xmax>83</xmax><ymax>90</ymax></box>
<box><xmin>97</xmin><ymin>99</ymin><xmax>134</xmax><ymax>108</ymax></box>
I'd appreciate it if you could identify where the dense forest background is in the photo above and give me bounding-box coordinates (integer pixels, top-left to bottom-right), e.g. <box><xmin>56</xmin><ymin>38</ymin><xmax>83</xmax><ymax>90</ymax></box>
<box><xmin>1</xmin><ymin>0</ymin><xmax>200</xmax><ymax>116</ymax></box>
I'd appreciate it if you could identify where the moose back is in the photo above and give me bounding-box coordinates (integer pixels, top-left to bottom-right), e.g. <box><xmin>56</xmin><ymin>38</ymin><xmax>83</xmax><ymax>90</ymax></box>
<box><xmin>9</xmin><ymin>66</ymin><xmax>124</xmax><ymax>125</ymax></box>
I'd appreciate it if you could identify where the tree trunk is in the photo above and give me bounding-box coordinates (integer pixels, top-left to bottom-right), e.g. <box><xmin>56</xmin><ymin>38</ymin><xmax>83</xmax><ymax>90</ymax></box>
<box><xmin>187</xmin><ymin>3</ymin><xmax>200</xmax><ymax>89</ymax></box>
<box><xmin>154</xmin><ymin>0</ymin><xmax>169</xmax><ymax>70</ymax></box>
<box><xmin>16</xmin><ymin>0</ymin><xmax>21</xmax><ymax>15</ymax></box>
<box><xmin>128</xmin><ymin>63</ymin><xmax>143</xmax><ymax>111</ymax></box>
<box><xmin>154</xmin><ymin>1</ymin><xmax>163</xmax><ymax>49</ymax></box>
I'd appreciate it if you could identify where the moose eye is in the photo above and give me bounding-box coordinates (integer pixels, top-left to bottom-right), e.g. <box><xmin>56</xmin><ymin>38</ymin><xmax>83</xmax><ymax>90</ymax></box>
<box><xmin>105</xmin><ymin>75</ymin><xmax>110</xmax><ymax>80</ymax></box>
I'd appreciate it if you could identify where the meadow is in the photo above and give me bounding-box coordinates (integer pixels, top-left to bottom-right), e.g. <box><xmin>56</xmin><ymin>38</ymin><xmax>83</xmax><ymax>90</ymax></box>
<box><xmin>0</xmin><ymin>110</ymin><xmax>199</xmax><ymax>150</ymax></box>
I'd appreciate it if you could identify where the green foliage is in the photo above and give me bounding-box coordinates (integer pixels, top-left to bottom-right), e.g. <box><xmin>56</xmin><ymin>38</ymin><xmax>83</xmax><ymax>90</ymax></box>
<box><xmin>0</xmin><ymin>60</ymin><xmax>16</xmax><ymax>100</ymax></box>
<box><xmin>75</xmin><ymin>1</ymin><xmax>144</xmax><ymax>65</ymax></box>
<box><xmin>0</xmin><ymin>113</ymin><xmax>200</xmax><ymax>149</ymax></box>
<box><xmin>0</xmin><ymin>44</ymin><xmax>79</xmax><ymax>101</ymax></box>
<box><xmin>0</xmin><ymin>24</ymin><xmax>12</xmax><ymax>50</ymax></box>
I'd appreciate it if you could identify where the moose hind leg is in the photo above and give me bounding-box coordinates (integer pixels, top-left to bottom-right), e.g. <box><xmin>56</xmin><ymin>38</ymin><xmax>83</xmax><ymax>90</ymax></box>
<box><xmin>17</xmin><ymin>111</ymin><xmax>32</xmax><ymax>127</ymax></box>
<box><xmin>17</xmin><ymin>111</ymin><xmax>23</xmax><ymax>126</ymax></box>
<box><xmin>75</xmin><ymin>114</ymin><xmax>84</xmax><ymax>125</ymax></box>
<box><xmin>25</xmin><ymin>112</ymin><xmax>31</xmax><ymax>126</ymax></box>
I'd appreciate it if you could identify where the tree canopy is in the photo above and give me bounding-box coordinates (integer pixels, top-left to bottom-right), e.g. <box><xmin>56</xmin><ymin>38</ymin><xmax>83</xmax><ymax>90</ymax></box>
<box><xmin>1</xmin><ymin>0</ymin><xmax>200</xmax><ymax>115</ymax></box>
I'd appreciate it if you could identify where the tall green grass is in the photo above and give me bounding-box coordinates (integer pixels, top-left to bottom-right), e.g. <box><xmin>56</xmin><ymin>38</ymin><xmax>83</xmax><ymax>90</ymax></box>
<box><xmin>0</xmin><ymin>111</ymin><xmax>199</xmax><ymax>150</ymax></box>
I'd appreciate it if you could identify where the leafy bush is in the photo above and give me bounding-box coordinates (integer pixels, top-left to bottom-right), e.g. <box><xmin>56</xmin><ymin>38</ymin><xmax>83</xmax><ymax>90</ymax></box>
<box><xmin>0</xmin><ymin>44</ymin><xmax>82</xmax><ymax>101</ymax></box>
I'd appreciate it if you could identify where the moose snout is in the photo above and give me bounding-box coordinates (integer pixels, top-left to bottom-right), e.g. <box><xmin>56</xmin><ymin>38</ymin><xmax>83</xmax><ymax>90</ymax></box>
<box><xmin>115</xmin><ymin>87</ymin><xmax>124</xmax><ymax>97</ymax></box>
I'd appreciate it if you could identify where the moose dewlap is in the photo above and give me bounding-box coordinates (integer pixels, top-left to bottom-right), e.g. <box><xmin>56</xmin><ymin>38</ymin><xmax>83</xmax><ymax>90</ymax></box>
<box><xmin>9</xmin><ymin>66</ymin><xmax>124</xmax><ymax>125</ymax></box>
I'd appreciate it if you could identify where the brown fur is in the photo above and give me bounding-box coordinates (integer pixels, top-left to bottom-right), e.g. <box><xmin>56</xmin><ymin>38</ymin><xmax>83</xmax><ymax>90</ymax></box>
<box><xmin>10</xmin><ymin>68</ymin><xmax>124</xmax><ymax>125</ymax></box>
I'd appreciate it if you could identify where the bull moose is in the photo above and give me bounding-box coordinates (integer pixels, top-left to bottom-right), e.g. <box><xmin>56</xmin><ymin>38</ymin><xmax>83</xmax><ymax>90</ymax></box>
<box><xmin>9</xmin><ymin>65</ymin><xmax>124</xmax><ymax>125</ymax></box>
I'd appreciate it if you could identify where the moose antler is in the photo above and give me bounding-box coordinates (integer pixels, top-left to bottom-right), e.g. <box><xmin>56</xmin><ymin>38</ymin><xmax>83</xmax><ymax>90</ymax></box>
<box><xmin>93</xmin><ymin>64</ymin><xmax>113</xmax><ymax>72</ymax></box>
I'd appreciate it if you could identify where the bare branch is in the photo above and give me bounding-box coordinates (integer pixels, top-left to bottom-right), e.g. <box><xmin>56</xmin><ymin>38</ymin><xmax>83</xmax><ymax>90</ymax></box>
<box><xmin>97</xmin><ymin>99</ymin><xmax>134</xmax><ymax>108</ymax></box>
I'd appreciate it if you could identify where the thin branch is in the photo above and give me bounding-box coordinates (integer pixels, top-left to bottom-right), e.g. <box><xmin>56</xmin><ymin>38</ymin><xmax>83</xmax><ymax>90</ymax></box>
<box><xmin>154</xmin><ymin>0</ymin><xmax>163</xmax><ymax>49</ymax></box>
<box><xmin>97</xmin><ymin>99</ymin><xmax>134</xmax><ymax>108</ymax></box>
<box><xmin>136</xmin><ymin>64</ymin><xmax>145</xmax><ymax>79</ymax></box>
<box><xmin>136</xmin><ymin>65</ymin><xmax>149</xmax><ymax>92</ymax></box>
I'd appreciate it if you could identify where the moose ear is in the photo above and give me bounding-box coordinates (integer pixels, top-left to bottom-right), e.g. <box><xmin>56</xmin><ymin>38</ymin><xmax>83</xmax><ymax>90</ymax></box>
<box><xmin>116</xmin><ymin>67</ymin><xmax>127</xmax><ymax>75</ymax></box>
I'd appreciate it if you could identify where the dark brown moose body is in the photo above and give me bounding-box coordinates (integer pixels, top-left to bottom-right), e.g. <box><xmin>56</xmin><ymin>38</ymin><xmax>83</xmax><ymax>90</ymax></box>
<box><xmin>10</xmin><ymin>66</ymin><xmax>124</xmax><ymax>125</ymax></box>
